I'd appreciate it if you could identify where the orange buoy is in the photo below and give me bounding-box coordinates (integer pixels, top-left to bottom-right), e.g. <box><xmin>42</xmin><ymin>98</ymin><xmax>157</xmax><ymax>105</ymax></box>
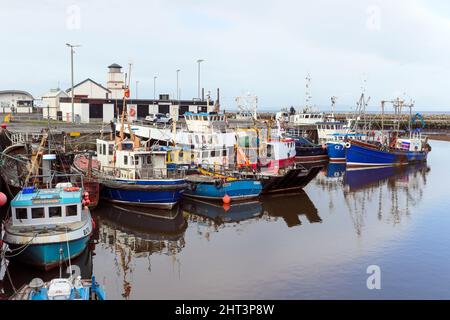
<box><xmin>222</xmin><ymin>194</ymin><xmax>231</xmax><ymax>204</ymax></box>
<box><xmin>0</xmin><ymin>192</ymin><xmax>7</xmax><ymax>207</ymax></box>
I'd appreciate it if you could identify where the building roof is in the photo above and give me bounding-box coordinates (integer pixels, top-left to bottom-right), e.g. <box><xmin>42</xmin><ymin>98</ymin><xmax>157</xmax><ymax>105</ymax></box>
<box><xmin>41</xmin><ymin>89</ymin><xmax>69</xmax><ymax>99</ymax></box>
<box><xmin>0</xmin><ymin>90</ymin><xmax>34</xmax><ymax>99</ymax></box>
<box><xmin>108</xmin><ymin>63</ymin><xmax>122</xmax><ymax>69</ymax></box>
<box><xmin>66</xmin><ymin>78</ymin><xmax>111</xmax><ymax>93</ymax></box>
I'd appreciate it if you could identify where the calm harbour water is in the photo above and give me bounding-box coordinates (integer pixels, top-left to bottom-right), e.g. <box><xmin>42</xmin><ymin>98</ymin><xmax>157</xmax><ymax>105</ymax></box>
<box><xmin>2</xmin><ymin>140</ymin><xmax>450</xmax><ymax>299</ymax></box>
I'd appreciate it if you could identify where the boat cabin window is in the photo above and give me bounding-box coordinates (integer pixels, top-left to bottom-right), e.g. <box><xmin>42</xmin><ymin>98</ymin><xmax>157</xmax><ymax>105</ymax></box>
<box><xmin>124</xmin><ymin>155</ymin><xmax>128</xmax><ymax>165</ymax></box>
<box><xmin>222</xmin><ymin>149</ymin><xmax>227</xmax><ymax>157</ymax></box>
<box><xmin>102</xmin><ymin>144</ymin><xmax>106</xmax><ymax>155</ymax></box>
<box><xmin>203</xmin><ymin>151</ymin><xmax>209</xmax><ymax>158</ymax></box>
<box><xmin>146</xmin><ymin>156</ymin><xmax>152</xmax><ymax>164</ymax></box>
<box><xmin>267</xmin><ymin>145</ymin><xmax>273</xmax><ymax>158</ymax></box>
<box><xmin>133</xmin><ymin>155</ymin><xmax>139</xmax><ymax>165</ymax></box>
<box><xmin>122</xmin><ymin>143</ymin><xmax>133</xmax><ymax>151</ymax></box>
<box><xmin>66</xmin><ymin>205</ymin><xmax>78</xmax><ymax>217</ymax></box>
<box><xmin>49</xmin><ymin>206</ymin><xmax>62</xmax><ymax>218</ymax></box>
<box><xmin>202</xmin><ymin>135</ymin><xmax>206</xmax><ymax>144</ymax></box>
<box><xmin>32</xmin><ymin>207</ymin><xmax>45</xmax><ymax>219</ymax></box>
<box><xmin>109</xmin><ymin>144</ymin><xmax>114</xmax><ymax>155</ymax></box>
<box><xmin>195</xmin><ymin>135</ymin><xmax>200</xmax><ymax>144</ymax></box>
<box><xmin>15</xmin><ymin>208</ymin><xmax>28</xmax><ymax>220</ymax></box>
<box><xmin>211</xmin><ymin>150</ymin><xmax>216</xmax><ymax>157</ymax></box>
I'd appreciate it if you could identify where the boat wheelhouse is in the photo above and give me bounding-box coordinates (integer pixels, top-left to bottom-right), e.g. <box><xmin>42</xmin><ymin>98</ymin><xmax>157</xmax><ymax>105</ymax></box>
<box><xmin>3</xmin><ymin>185</ymin><xmax>93</xmax><ymax>270</ymax></box>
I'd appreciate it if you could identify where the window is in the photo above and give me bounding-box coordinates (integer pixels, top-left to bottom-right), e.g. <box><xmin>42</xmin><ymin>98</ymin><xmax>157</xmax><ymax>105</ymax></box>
<box><xmin>49</xmin><ymin>206</ymin><xmax>62</xmax><ymax>218</ymax></box>
<box><xmin>32</xmin><ymin>207</ymin><xmax>45</xmax><ymax>219</ymax></box>
<box><xmin>211</xmin><ymin>150</ymin><xmax>216</xmax><ymax>157</ymax></box>
<box><xmin>15</xmin><ymin>208</ymin><xmax>27</xmax><ymax>220</ymax></box>
<box><xmin>66</xmin><ymin>205</ymin><xmax>78</xmax><ymax>217</ymax></box>
<box><xmin>195</xmin><ymin>135</ymin><xmax>200</xmax><ymax>144</ymax></box>
<box><xmin>179</xmin><ymin>151</ymin><xmax>184</xmax><ymax>160</ymax></box>
<box><xmin>222</xmin><ymin>149</ymin><xmax>227</xmax><ymax>157</ymax></box>
<box><xmin>102</xmin><ymin>144</ymin><xmax>106</xmax><ymax>155</ymax></box>
<box><xmin>146</xmin><ymin>156</ymin><xmax>152</xmax><ymax>164</ymax></box>
<box><xmin>267</xmin><ymin>145</ymin><xmax>274</xmax><ymax>158</ymax></box>
<box><xmin>133</xmin><ymin>155</ymin><xmax>139</xmax><ymax>165</ymax></box>
<box><xmin>202</xmin><ymin>135</ymin><xmax>206</xmax><ymax>144</ymax></box>
<box><xmin>109</xmin><ymin>144</ymin><xmax>114</xmax><ymax>155</ymax></box>
<box><xmin>124</xmin><ymin>155</ymin><xmax>128</xmax><ymax>165</ymax></box>
<box><xmin>203</xmin><ymin>151</ymin><xmax>209</xmax><ymax>158</ymax></box>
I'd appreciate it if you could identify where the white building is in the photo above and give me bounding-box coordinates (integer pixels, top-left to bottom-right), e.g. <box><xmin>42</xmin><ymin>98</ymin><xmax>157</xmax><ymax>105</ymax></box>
<box><xmin>0</xmin><ymin>90</ymin><xmax>34</xmax><ymax>113</ymax></box>
<box><xmin>41</xmin><ymin>89</ymin><xmax>69</xmax><ymax>120</ymax></box>
<box><xmin>66</xmin><ymin>78</ymin><xmax>111</xmax><ymax>100</ymax></box>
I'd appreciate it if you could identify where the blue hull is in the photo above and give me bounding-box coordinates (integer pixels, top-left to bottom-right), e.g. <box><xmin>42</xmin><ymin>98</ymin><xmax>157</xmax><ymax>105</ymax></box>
<box><xmin>184</xmin><ymin>180</ymin><xmax>262</xmax><ymax>200</ymax></box>
<box><xmin>326</xmin><ymin>142</ymin><xmax>346</xmax><ymax>161</ymax></box>
<box><xmin>9</xmin><ymin>236</ymin><xmax>91</xmax><ymax>271</ymax></box>
<box><xmin>101</xmin><ymin>179</ymin><xmax>186</xmax><ymax>209</ymax></box>
<box><xmin>346</xmin><ymin>142</ymin><xmax>427</xmax><ymax>167</ymax></box>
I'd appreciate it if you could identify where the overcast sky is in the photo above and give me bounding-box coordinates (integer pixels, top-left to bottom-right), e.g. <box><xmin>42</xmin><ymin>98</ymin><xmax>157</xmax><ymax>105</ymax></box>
<box><xmin>1</xmin><ymin>0</ymin><xmax>450</xmax><ymax>111</ymax></box>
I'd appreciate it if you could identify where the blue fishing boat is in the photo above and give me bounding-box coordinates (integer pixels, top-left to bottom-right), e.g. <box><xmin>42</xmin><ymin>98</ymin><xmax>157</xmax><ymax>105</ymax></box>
<box><xmin>346</xmin><ymin>138</ymin><xmax>429</xmax><ymax>167</ymax></box>
<box><xmin>10</xmin><ymin>276</ymin><xmax>106</xmax><ymax>300</ymax></box>
<box><xmin>288</xmin><ymin>136</ymin><xmax>328</xmax><ymax>163</ymax></box>
<box><xmin>345</xmin><ymin>99</ymin><xmax>431</xmax><ymax>167</ymax></box>
<box><xmin>95</xmin><ymin>139</ymin><xmax>187</xmax><ymax>209</ymax></box>
<box><xmin>3</xmin><ymin>185</ymin><xmax>94</xmax><ymax>270</ymax></box>
<box><xmin>184</xmin><ymin>168</ymin><xmax>262</xmax><ymax>201</ymax></box>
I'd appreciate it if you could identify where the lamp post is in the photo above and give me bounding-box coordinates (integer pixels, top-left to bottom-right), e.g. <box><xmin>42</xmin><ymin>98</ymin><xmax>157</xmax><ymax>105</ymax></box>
<box><xmin>153</xmin><ymin>76</ymin><xmax>157</xmax><ymax>100</ymax></box>
<box><xmin>66</xmin><ymin>43</ymin><xmax>81</xmax><ymax>123</ymax></box>
<box><xmin>196</xmin><ymin>59</ymin><xmax>204</xmax><ymax>100</ymax></box>
<box><xmin>176</xmin><ymin>69</ymin><xmax>180</xmax><ymax>101</ymax></box>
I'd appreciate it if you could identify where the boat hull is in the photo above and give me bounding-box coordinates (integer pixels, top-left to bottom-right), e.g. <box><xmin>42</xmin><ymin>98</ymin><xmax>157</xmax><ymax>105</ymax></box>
<box><xmin>346</xmin><ymin>140</ymin><xmax>427</xmax><ymax>167</ymax></box>
<box><xmin>183</xmin><ymin>179</ymin><xmax>262</xmax><ymax>201</ymax></box>
<box><xmin>326</xmin><ymin>142</ymin><xmax>346</xmax><ymax>162</ymax></box>
<box><xmin>100</xmin><ymin>179</ymin><xmax>186</xmax><ymax>209</ymax></box>
<box><xmin>7</xmin><ymin>236</ymin><xmax>91</xmax><ymax>271</ymax></box>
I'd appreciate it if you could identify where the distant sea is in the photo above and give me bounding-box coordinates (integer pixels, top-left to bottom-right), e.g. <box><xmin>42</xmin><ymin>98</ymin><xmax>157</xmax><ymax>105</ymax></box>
<box><xmin>230</xmin><ymin>107</ymin><xmax>450</xmax><ymax>115</ymax></box>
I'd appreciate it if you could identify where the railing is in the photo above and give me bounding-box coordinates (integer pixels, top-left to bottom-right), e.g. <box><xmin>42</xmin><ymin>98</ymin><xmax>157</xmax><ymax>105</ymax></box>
<box><xmin>99</xmin><ymin>165</ymin><xmax>186</xmax><ymax>180</ymax></box>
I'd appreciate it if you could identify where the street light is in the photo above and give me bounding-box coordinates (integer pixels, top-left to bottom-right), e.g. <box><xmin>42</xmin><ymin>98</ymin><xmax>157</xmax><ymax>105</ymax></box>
<box><xmin>153</xmin><ymin>76</ymin><xmax>158</xmax><ymax>100</ymax></box>
<box><xmin>176</xmin><ymin>69</ymin><xmax>180</xmax><ymax>101</ymax></box>
<box><xmin>66</xmin><ymin>43</ymin><xmax>81</xmax><ymax>123</ymax></box>
<box><xmin>197</xmin><ymin>59</ymin><xmax>204</xmax><ymax>100</ymax></box>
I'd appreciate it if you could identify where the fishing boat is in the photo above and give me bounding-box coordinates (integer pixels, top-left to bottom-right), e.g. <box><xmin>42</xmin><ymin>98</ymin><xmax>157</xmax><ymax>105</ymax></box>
<box><xmin>77</xmin><ymin>65</ymin><xmax>187</xmax><ymax>209</ymax></box>
<box><xmin>9</xmin><ymin>275</ymin><xmax>105</xmax><ymax>300</ymax></box>
<box><xmin>3</xmin><ymin>184</ymin><xmax>94</xmax><ymax>270</ymax></box>
<box><xmin>346</xmin><ymin>98</ymin><xmax>431</xmax><ymax>167</ymax></box>
<box><xmin>184</xmin><ymin>167</ymin><xmax>262</xmax><ymax>201</ymax></box>
<box><xmin>95</xmin><ymin>138</ymin><xmax>187</xmax><ymax>209</ymax></box>
<box><xmin>346</xmin><ymin>136</ymin><xmax>429</xmax><ymax>167</ymax></box>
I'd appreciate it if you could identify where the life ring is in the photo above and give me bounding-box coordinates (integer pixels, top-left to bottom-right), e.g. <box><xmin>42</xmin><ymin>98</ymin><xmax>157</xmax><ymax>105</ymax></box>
<box><xmin>64</xmin><ymin>187</ymin><xmax>80</xmax><ymax>192</ymax></box>
<box><xmin>345</xmin><ymin>142</ymin><xmax>351</xmax><ymax>149</ymax></box>
<box><xmin>129</xmin><ymin>108</ymin><xmax>136</xmax><ymax>117</ymax></box>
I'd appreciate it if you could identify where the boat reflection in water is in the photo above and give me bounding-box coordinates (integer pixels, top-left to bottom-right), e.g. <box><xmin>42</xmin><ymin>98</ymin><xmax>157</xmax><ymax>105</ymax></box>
<box><xmin>93</xmin><ymin>203</ymin><xmax>187</xmax><ymax>299</ymax></box>
<box><xmin>261</xmin><ymin>191</ymin><xmax>322</xmax><ymax>227</ymax></box>
<box><xmin>182</xmin><ymin>198</ymin><xmax>263</xmax><ymax>236</ymax></box>
<box><xmin>342</xmin><ymin>163</ymin><xmax>430</xmax><ymax>235</ymax></box>
<box><xmin>1</xmin><ymin>244</ymin><xmax>94</xmax><ymax>298</ymax></box>
<box><xmin>344</xmin><ymin>163</ymin><xmax>429</xmax><ymax>192</ymax></box>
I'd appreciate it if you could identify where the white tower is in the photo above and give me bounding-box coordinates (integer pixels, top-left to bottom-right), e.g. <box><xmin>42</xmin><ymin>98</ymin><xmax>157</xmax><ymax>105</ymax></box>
<box><xmin>107</xmin><ymin>63</ymin><xmax>125</xmax><ymax>99</ymax></box>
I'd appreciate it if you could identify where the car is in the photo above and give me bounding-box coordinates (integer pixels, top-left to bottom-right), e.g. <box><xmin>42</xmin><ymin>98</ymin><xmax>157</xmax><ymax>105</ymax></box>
<box><xmin>145</xmin><ymin>113</ymin><xmax>173</xmax><ymax>125</ymax></box>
